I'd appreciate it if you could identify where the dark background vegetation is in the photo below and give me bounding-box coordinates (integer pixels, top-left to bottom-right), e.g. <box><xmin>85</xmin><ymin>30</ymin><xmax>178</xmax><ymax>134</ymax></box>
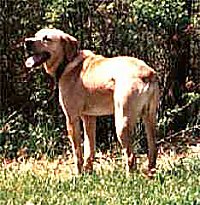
<box><xmin>0</xmin><ymin>0</ymin><xmax>199</xmax><ymax>158</ymax></box>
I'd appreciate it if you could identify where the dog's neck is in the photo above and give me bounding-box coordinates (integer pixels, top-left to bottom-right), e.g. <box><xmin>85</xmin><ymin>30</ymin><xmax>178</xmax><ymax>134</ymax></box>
<box><xmin>55</xmin><ymin>57</ymin><xmax>68</xmax><ymax>81</ymax></box>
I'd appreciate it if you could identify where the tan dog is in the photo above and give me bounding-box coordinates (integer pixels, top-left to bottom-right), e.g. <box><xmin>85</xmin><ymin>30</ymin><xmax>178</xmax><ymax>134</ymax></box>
<box><xmin>25</xmin><ymin>28</ymin><xmax>159</xmax><ymax>176</ymax></box>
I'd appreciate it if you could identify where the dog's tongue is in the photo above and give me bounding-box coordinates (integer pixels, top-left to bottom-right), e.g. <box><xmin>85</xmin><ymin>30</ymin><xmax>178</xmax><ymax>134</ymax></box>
<box><xmin>25</xmin><ymin>53</ymin><xmax>50</xmax><ymax>68</ymax></box>
<box><xmin>25</xmin><ymin>55</ymin><xmax>42</xmax><ymax>68</ymax></box>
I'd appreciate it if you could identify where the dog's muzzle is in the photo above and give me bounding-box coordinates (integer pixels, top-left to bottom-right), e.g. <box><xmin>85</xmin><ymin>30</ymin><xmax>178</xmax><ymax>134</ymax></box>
<box><xmin>24</xmin><ymin>39</ymin><xmax>51</xmax><ymax>68</ymax></box>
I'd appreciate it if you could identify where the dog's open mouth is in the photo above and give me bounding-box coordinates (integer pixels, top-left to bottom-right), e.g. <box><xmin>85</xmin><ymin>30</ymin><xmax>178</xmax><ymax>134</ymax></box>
<box><xmin>25</xmin><ymin>52</ymin><xmax>51</xmax><ymax>68</ymax></box>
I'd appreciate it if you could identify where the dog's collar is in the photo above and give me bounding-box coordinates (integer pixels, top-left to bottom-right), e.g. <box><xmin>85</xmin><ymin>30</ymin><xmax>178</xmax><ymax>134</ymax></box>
<box><xmin>55</xmin><ymin>50</ymin><xmax>94</xmax><ymax>81</ymax></box>
<box><xmin>55</xmin><ymin>57</ymin><xmax>68</xmax><ymax>81</ymax></box>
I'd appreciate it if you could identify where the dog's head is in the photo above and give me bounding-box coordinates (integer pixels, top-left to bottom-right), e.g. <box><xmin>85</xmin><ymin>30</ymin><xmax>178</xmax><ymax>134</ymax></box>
<box><xmin>24</xmin><ymin>28</ymin><xmax>78</xmax><ymax>75</ymax></box>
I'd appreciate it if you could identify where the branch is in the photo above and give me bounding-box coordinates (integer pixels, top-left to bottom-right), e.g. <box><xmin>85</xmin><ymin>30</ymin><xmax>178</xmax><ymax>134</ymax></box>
<box><xmin>157</xmin><ymin>124</ymin><xmax>200</xmax><ymax>145</ymax></box>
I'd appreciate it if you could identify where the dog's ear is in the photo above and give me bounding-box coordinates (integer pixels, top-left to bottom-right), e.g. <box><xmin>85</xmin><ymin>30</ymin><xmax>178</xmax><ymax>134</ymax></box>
<box><xmin>62</xmin><ymin>34</ymin><xmax>78</xmax><ymax>61</ymax></box>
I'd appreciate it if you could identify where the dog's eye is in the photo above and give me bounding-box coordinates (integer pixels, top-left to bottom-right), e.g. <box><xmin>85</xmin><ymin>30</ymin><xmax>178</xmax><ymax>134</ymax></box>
<box><xmin>43</xmin><ymin>36</ymin><xmax>52</xmax><ymax>42</ymax></box>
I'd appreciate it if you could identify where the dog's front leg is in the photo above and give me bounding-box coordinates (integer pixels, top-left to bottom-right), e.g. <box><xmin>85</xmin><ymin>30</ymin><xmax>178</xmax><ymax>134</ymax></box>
<box><xmin>81</xmin><ymin>115</ymin><xmax>96</xmax><ymax>173</ymax></box>
<box><xmin>67</xmin><ymin>117</ymin><xmax>83</xmax><ymax>174</ymax></box>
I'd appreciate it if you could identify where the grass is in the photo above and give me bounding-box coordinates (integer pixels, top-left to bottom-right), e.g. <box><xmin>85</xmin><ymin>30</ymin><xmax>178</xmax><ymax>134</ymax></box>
<box><xmin>0</xmin><ymin>151</ymin><xmax>200</xmax><ymax>205</ymax></box>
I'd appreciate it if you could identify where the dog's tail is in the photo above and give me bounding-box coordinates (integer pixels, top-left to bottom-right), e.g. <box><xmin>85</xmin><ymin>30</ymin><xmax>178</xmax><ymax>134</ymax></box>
<box><xmin>137</xmin><ymin>65</ymin><xmax>158</xmax><ymax>84</ymax></box>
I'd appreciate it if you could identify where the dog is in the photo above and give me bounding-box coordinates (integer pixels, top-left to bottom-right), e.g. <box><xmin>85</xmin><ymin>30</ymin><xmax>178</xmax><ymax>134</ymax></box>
<box><xmin>25</xmin><ymin>28</ymin><xmax>159</xmax><ymax>176</ymax></box>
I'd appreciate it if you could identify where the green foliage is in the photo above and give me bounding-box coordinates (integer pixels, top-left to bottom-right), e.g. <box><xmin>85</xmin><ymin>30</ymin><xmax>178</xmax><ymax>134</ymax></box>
<box><xmin>132</xmin><ymin>0</ymin><xmax>187</xmax><ymax>29</ymax></box>
<box><xmin>0</xmin><ymin>0</ymin><xmax>41</xmax><ymax>111</ymax></box>
<box><xmin>0</xmin><ymin>108</ymin><xmax>67</xmax><ymax>159</ymax></box>
<box><xmin>40</xmin><ymin>0</ymin><xmax>189</xmax><ymax>56</ymax></box>
<box><xmin>158</xmin><ymin>92</ymin><xmax>200</xmax><ymax>137</ymax></box>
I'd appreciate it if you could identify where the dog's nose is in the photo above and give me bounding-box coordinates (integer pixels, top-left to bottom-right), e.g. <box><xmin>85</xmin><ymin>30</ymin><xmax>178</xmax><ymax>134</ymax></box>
<box><xmin>25</xmin><ymin>40</ymin><xmax>34</xmax><ymax>51</ymax></box>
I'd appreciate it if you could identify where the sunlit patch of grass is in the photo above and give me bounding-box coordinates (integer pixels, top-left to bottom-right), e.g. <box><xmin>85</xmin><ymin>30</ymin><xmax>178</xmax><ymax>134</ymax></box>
<box><xmin>0</xmin><ymin>150</ymin><xmax>200</xmax><ymax>204</ymax></box>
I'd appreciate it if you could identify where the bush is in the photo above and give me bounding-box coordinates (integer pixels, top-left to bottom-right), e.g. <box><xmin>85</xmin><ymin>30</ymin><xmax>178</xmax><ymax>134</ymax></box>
<box><xmin>0</xmin><ymin>0</ymin><xmax>198</xmax><ymax>158</ymax></box>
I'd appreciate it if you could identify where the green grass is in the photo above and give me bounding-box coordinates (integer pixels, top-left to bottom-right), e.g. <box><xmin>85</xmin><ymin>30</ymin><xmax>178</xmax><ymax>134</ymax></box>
<box><xmin>0</xmin><ymin>156</ymin><xmax>199</xmax><ymax>205</ymax></box>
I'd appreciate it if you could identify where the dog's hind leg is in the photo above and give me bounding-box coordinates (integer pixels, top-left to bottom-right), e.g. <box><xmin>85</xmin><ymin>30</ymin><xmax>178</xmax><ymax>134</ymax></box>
<box><xmin>142</xmin><ymin>89</ymin><xmax>159</xmax><ymax>176</ymax></box>
<box><xmin>114</xmin><ymin>90</ymin><xmax>136</xmax><ymax>173</ymax></box>
<box><xmin>81</xmin><ymin>115</ymin><xmax>96</xmax><ymax>173</ymax></box>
